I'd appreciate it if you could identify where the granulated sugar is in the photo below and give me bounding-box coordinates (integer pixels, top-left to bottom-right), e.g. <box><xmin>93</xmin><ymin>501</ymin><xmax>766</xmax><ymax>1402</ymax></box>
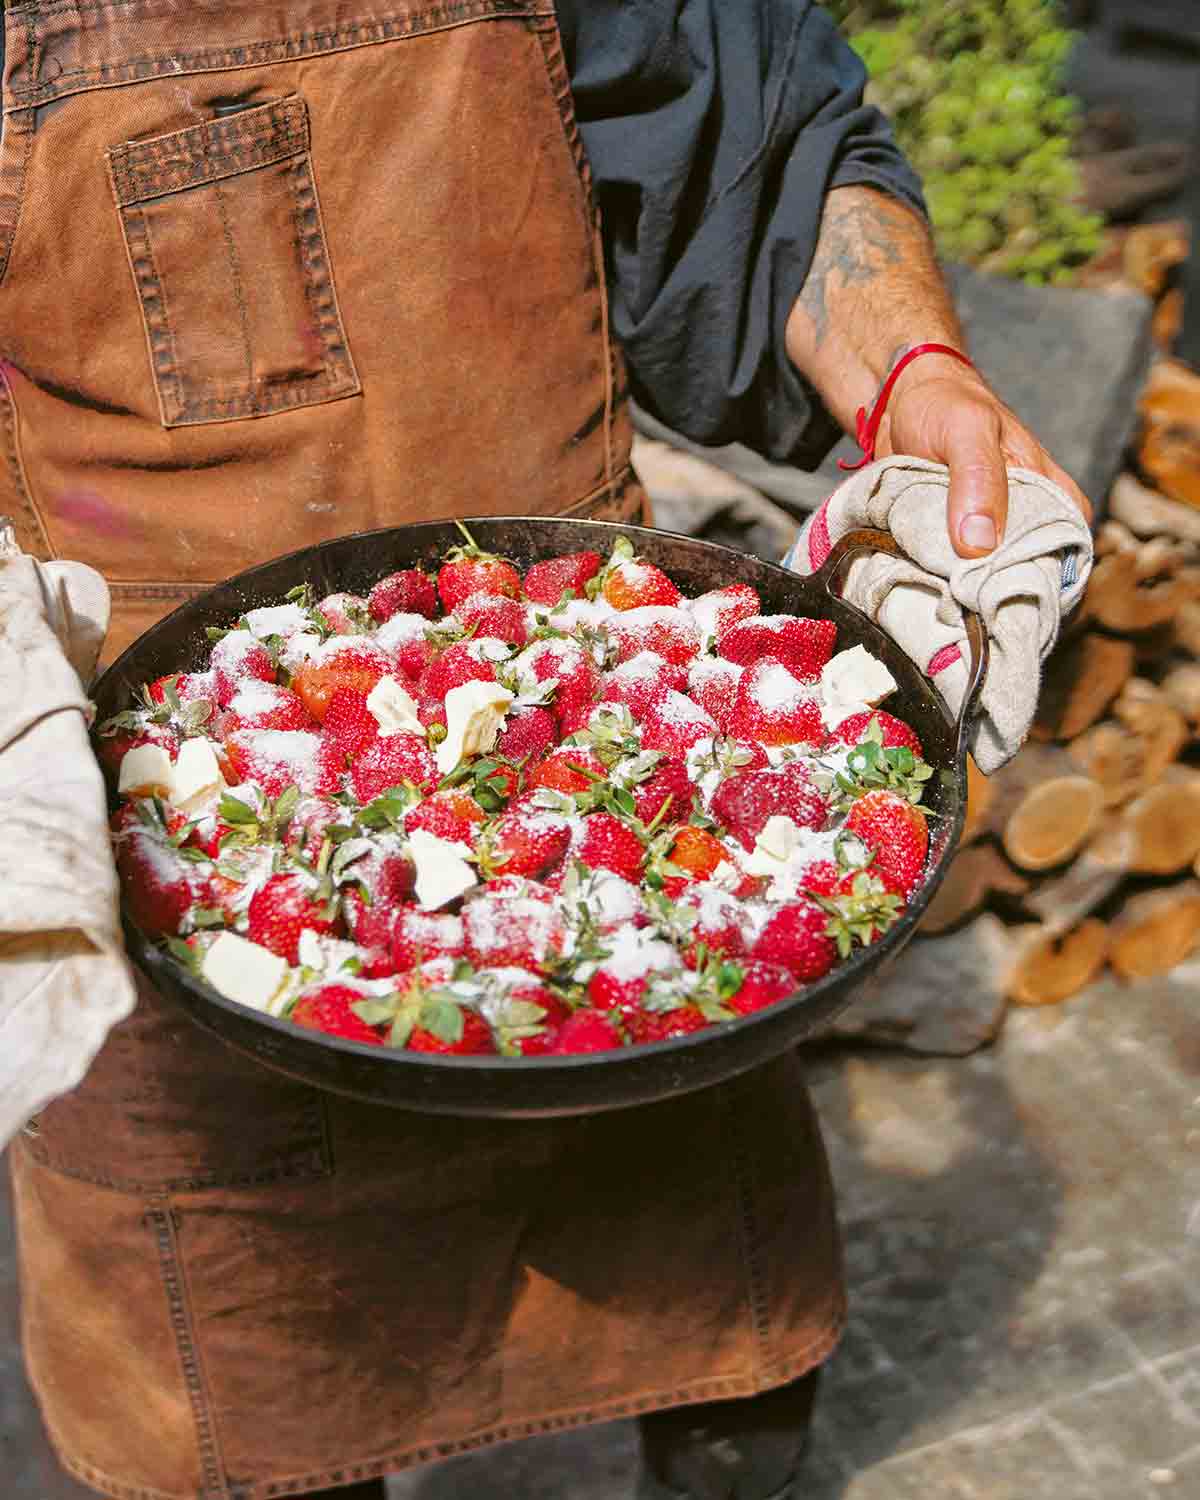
<box><xmin>372</xmin><ymin>611</ymin><xmax>431</xmax><ymax>652</ymax></box>
<box><xmin>243</xmin><ymin>602</ymin><xmax>311</xmax><ymax>640</ymax></box>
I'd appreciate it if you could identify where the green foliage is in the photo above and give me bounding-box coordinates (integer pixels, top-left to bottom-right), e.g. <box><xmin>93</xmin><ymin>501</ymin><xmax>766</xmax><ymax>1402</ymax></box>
<box><xmin>824</xmin><ymin>0</ymin><xmax>1104</xmax><ymax>284</ymax></box>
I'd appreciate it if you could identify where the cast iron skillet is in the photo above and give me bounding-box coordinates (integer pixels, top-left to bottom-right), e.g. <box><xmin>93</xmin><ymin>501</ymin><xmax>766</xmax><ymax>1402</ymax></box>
<box><xmin>92</xmin><ymin>517</ymin><xmax>987</xmax><ymax>1118</ymax></box>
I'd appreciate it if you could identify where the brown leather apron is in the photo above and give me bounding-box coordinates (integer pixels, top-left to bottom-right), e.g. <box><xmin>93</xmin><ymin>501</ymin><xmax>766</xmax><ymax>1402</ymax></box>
<box><xmin>1</xmin><ymin>4</ymin><xmax>845</xmax><ymax>1497</ymax></box>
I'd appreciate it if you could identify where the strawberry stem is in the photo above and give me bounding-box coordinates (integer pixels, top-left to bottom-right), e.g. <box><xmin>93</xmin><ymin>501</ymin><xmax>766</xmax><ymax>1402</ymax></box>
<box><xmin>453</xmin><ymin>518</ymin><xmax>481</xmax><ymax>552</ymax></box>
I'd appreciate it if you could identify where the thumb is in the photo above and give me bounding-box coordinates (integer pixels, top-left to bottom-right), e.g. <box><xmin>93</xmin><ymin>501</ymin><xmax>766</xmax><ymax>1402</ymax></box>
<box><xmin>944</xmin><ymin>409</ymin><xmax>1009</xmax><ymax>558</ymax></box>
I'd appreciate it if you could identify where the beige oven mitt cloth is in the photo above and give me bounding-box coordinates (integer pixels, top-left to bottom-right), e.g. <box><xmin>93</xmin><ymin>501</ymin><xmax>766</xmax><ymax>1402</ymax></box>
<box><xmin>0</xmin><ymin>522</ymin><xmax>135</xmax><ymax>1149</ymax></box>
<box><xmin>782</xmin><ymin>456</ymin><xmax>1093</xmax><ymax>773</ymax></box>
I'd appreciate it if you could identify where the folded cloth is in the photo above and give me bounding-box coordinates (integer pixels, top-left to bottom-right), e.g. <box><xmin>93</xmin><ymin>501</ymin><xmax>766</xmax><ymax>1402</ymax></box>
<box><xmin>782</xmin><ymin>457</ymin><xmax>1093</xmax><ymax>773</ymax></box>
<box><xmin>0</xmin><ymin>522</ymin><xmax>135</xmax><ymax>1149</ymax></box>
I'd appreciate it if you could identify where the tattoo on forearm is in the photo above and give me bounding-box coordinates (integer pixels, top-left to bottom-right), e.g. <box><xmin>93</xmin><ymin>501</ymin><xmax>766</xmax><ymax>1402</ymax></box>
<box><xmin>799</xmin><ymin>195</ymin><xmax>907</xmax><ymax>347</ymax></box>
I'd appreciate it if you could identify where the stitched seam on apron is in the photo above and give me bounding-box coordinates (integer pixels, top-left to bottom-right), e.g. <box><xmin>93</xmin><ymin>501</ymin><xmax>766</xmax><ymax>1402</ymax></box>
<box><xmin>7</xmin><ymin>3</ymin><xmax>557</xmax><ymax>108</ymax></box>
<box><xmin>0</xmin><ymin>358</ymin><xmax>54</xmax><ymax>558</ymax></box>
<box><xmin>724</xmin><ymin>1079</ymin><xmax>773</xmax><ymax>1374</ymax></box>
<box><xmin>143</xmin><ymin>1201</ymin><xmax>229</xmax><ymax>1497</ymax></box>
<box><xmin>0</xmin><ymin>107</ymin><xmax>35</xmax><ymax>287</ymax></box>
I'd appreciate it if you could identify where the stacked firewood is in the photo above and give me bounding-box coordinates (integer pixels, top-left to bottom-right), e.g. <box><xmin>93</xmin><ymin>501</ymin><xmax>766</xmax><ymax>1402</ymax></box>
<box><xmin>920</xmin><ymin>468</ymin><xmax>1200</xmax><ymax>1003</ymax></box>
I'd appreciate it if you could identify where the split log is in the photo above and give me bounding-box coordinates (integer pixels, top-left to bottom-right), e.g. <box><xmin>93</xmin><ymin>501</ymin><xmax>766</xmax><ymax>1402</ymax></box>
<box><xmin>1111</xmin><ymin>678</ymin><xmax>1190</xmax><ymax>784</ymax></box>
<box><xmin>1110</xmin><ymin>882</ymin><xmax>1200</xmax><ymax>980</ymax></box>
<box><xmin>1032</xmin><ymin>633</ymin><xmax>1135</xmax><ymax>741</ymax></box>
<box><xmin>918</xmin><ymin>843</ymin><xmax>1030</xmax><ymax>936</ymax></box>
<box><xmin>1081</xmin><ymin>549</ymin><xmax>1200</xmax><ymax>634</ymax></box>
<box><xmin>1002</xmin><ymin>775</ymin><xmax>1106</xmax><ymax>872</ymax></box>
<box><xmin>1160</xmin><ymin>663</ymin><xmax>1200</xmax><ymax>725</ymax></box>
<box><xmin>1153</xmin><ymin>287</ymin><xmax>1184</xmax><ymax>353</ymax></box>
<box><xmin>1137</xmin><ymin>359</ymin><xmax>1200</xmax><ymax>513</ymax></box>
<box><xmin>1115</xmin><ymin>776</ymin><xmax>1200</xmax><ymax>876</ymax></box>
<box><xmin>1066</xmin><ymin>721</ymin><xmax>1147</xmax><ymax>808</ymax></box>
<box><xmin>1108</xmin><ymin>472</ymin><xmax>1200</xmax><ymax>547</ymax></box>
<box><xmin>1025</xmin><ymin>849</ymin><xmax>1126</xmax><ymax>933</ymax></box>
<box><xmin>1122</xmin><ymin>220</ymin><xmax>1188</xmax><ymax>298</ymax></box>
<box><xmin>1174</xmin><ymin>600</ymin><xmax>1200</xmax><ymax>658</ymax></box>
<box><xmin>962</xmin><ymin>754</ymin><xmax>994</xmax><ymax>846</ymax></box>
<box><xmin>1005</xmin><ymin>920</ymin><xmax>1111</xmax><ymax>1007</ymax></box>
<box><xmin>1095</xmin><ymin>518</ymin><xmax>1140</xmax><ymax>557</ymax></box>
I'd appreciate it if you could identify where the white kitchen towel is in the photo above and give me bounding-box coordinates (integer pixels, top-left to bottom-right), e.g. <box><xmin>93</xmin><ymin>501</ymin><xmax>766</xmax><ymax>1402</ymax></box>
<box><xmin>782</xmin><ymin>457</ymin><xmax>1093</xmax><ymax>773</ymax></box>
<box><xmin>0</xmin><ymin>522</ymin><xmax>136</xmax><ymax>1149</ymax></box>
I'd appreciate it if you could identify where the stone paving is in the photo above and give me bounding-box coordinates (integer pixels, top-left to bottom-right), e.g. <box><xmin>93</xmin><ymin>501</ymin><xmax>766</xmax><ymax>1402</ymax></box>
<box><xmin>4</xmin><ymin>963</ymin><xmax>1197</xmax><ymax>1498</ymax></box>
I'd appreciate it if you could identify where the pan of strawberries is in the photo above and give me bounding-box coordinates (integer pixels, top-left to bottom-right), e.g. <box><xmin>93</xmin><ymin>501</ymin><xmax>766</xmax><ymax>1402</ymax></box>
<box><xmin>90</xmin><ymin>515</ymin><xmax>986</xmax><ymax>1117</ymax></box>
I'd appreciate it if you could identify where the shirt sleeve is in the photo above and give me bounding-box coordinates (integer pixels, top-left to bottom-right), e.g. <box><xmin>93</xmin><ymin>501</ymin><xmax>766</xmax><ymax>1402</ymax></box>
<box><xmin>557</xmin><ymin>0</ymin><xmax>927</xmax><ymax>468</ymax></box>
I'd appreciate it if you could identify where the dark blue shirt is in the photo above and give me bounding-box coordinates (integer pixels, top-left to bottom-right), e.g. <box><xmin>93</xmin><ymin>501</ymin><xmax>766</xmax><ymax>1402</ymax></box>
<box><xmin>558</xmin><ymin>0</ymin><xmax>925</xmax><ymax>465</ymax></box>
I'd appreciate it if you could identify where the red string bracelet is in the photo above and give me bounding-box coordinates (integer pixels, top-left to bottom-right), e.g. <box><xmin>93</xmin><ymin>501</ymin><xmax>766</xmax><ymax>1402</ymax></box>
<box><xmin>837</xmin><ymin>342</ymin><xmax>975</xmax><ymax>472</ymax></box>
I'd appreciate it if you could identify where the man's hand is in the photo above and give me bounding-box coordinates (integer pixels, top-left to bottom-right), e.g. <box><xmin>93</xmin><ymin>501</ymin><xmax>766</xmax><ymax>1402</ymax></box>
<box><xmin>876</xmin><ymin>353</ymin><xmax>1092</xmax><ymax>556</ymax></box>
<box><xmin>785</xmin><ymin>186</ymin><xmax>1091</xmax><ymax>557</ymax></box>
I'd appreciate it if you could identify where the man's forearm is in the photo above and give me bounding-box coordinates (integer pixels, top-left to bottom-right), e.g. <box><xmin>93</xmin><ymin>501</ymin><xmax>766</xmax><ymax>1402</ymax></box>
<box><xmin>784</xmin><ymin>185</ymin><xmax>972</xmax><ymax>443</ymax></box>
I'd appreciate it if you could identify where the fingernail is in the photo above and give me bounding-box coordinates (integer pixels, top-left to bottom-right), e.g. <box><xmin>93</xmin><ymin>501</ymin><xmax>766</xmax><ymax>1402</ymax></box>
<box><xmin>960</xmin><ymin>514</ymin><xmax>997</xmax><ymax>551</ymax></box>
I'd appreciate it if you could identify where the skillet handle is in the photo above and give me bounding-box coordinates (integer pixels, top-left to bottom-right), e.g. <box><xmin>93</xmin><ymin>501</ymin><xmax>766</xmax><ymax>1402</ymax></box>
<box><xmin>811</xmin><ymin>526</ymin><xmax>990</xmax><ymax>765</ymax></box>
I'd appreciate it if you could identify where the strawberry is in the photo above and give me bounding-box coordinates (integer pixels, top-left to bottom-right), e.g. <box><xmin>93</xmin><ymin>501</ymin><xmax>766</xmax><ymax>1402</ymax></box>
<box><xmin>321</xmin><ymin>686</ymin><xmax>380</xmax><ymax>758</ymax></box>
<box><xmin>830</xmin><ymin>869</ymin><xmax>906</xmax><ymax>945</ymax></box>
<box><xmin>291</xmin><ymin>984</ymin><xmax>385</xmax><ymax>1045</ymax></box>
<box><xmin>437</xmin><ymin>525</ymin><xmax>522</xmax><ymax>612</ymax></box>
<box><xmin>557</xmin><ymin>697</ymin><xmax>611</xmax><ymax>737</ymax></box>
<box><xmin>727</xmin><ymin>961</ymin><xmax>795</xmax><ymax>1016</ymax></box>
<box><xmin>844</xmin><ymin>789</ymin><xmax>929</xmax><ymax>898</ymax></box>
<box><xmin>798</xmin><ymin>859</ymin><xmax>841</xmax><ymax>898</ymax></box>
<box><xmin>750</xmin><ymin>899</ymin><xmax>836</xmax><ymax>982</ymax></box>
<box><xmin>688</xmin><ymin>583</ymin><xmax>760</xmax><ymax>645</ymax></box>
<box><xmin>498</xmin><ymin>986</ymin><xmax>573</xmax><ymax>1055</ymax></box>
<box><xmin>710</xmin><ymin>766</ymin><xmax>825</xmax><ymax>852</ymax></box>
<box><xmin>626</xmin><ymin>1004</ymin><xmax>710</xmax><ymax>1045</ymax></box>
<box><xmin>496</xmin><ymin>707</ymin><xmax>558</xmax><ymax>764</ymax></box>
<box><xmin>148</xmin><ymin>672</ymin><xmax>215</xmax><ymax>709</ymax></box>
<box><xmin>594</xmin><ymin>537</ymin><xmax>681</xmax><ymax>611</ymax></box>
<box><xmin>601</xmin><ymin>651</ymin><xmax>688</xmax><ymax>720</ymax></box>
<box><xmin>453</xmin><ymin>590</ymin><xmax>528</xmax><ymax>646</ymax></box>
<box><xmin>409</xmin><ymin>1008</ymin><xmax>496</xmax><ymax>1055</ymax></box>
<box><xmin>523</xmin><ymin>551</ymin><xmax>602</xmax><ymax>606</ymax></box>
<box><xmin>607</xmin><ymin>606</ymin><xmax>701</xmax><ymax>667</ymax></box>
<box><xmin>527</xmin><ymin>747</ymin><xmax>606</xmax><ymax>795</ymax></box>
<box><xmin>482</xmin><ymin>810</ymin><xmax>571</xmax><ymax>879</ymax></box>
<box><xmin>512</xmin><ymin>639</ymin><xmax>599</xmax><ymax>724</ymax></box>
<box><xmin>404</xmin><ymin>789</ymin><xmax>486</xmax><ymax>845</ymax></box>
<box><xmin>574</xmin><ymin>811</ymin><xmax>644</xmax><ymax>881</ymax></box>
<box><xmin>665</xmin><ymin>824</ymin><xmax>728</xmax><ymax>881</ymax></box>
<box><xmin>341</xmin><ymin>885</ymin><xmax>399</xmax><ymax>952</ymax></box>
<box><xmin>686</xmin><ymin>657</ymin><xmax>744</xmax><ymax>733</ymax></box>
<box><xmin>315</xmin><ymin>592</ymin><xmax>371</xmax><ymax>635</ymax></box>
<box><xmin>640</xmin><ymin>690</ymin><xmax>718</xmax><ymax>756</ymax></box>
<box><xmin>246</xmin><ymin>872</ymin><xmax>341</xmax><ymax>964</ymax></box>
<box><xmin>224</xmin><ymin>728</ymin><xmax>342</xmax><ymax>799</ymax></box>
<box><xmin>210</xmin><ymin>629</ymin><xmax>276</xmax><ymax>706</ymax></box>
<box><xmin>291</xmin><ymin>640</ymin><xmax>392</xmax><ymax>722</ymax></box>
<box><xmin>463</xmin><ymin>892</ymin><xmax>567</xmax><ymax>970</ymax></box>
<box><xmin>678</xmin><ymin>887</ymin><xmax>746</xmax><ymax>966</ymax></box>
<box><xmin>350</xmin><ymin>734</ymin><xmax>438</xmax><ymax>802</ymax></box>
<box><xmin>717</xmin><ymin>615</ymin><xmax>837</xmax><ymax>680</ymax></box>
<box><xmin>369</xmin><ymin>569</ymin><xmax>438</xmax><ymax>622</ymax></box>
<box><xmin>374</xmin><ymin>612</ymin><xmax>437</xmax><ymax>679</ymax></box>
<box><xmin>418</xmin><ymin>641</ymin><xmax>498</xmax><ymax>702</ymax></box>
<box><xmin>831</xmin><ymin>710</ymin><xmax>923</xmax><ymax>757</ymax></box>
<box><xmin>588</xmin><ymin>968</ymin><xmax>651</xmax><ymax>1015</ymax></box>
<box><xmin>632</xmin><ymin>758</ymin><xmax>693</xmax><ymax>828</ymax></box>
<box><xmin>391</xmin><ymin>908</ymin><xmax>467</xmax><ymax>972</ymax></box>
<box><xmin>223</xmin><ymin>681</ymin><xmax>316</xmax><ymax>734</ymax></box>
<box><xmin>549</xmin><ymin>1010</ymin><xmax>624</xmax><ymax>1053</ymax></box>
<box><xmin>115</xmin><ymin>825</ymin><xmax>204</xmax><ymax>937</ymax></box>
<box><xmin>284</xmin><ymin>797</ymin><xmax>347</xmax><ymax>858</ymax></box>
<box><xmin>727</xmin><ymin>658</ymin><xmax>825</xmax><ymax>747</ymax></box>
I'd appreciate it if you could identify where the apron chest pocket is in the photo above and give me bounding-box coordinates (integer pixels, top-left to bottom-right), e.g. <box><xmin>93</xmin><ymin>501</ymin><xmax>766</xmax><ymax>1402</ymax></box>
<box><xmin>107</xmin><ymin>96</ymin><xmax>360</xmax><ymax>428</ymax></box>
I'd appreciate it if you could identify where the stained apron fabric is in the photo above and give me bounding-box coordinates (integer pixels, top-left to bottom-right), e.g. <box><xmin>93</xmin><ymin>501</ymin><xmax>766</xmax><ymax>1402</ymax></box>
<box><xmin>0</xmin><ymin>4</ymin><xmax>845</xmax><ymax>1496</ymax></box>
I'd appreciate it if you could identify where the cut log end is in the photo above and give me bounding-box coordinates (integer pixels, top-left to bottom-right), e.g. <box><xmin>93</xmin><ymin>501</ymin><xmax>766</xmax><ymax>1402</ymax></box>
<box><xmin>1110</xmin><ymin>882</ymin><xmax>1200</xmax><ymax>980</ymax></box>
<box><xmin>1002</xmin><ymin>776</ymin><xmax>1105</xmax><ymax>872</ymax></box>
<box><xmin>1006</xmin><ymin>920</ymin><xmax>1111</xmax><ymax>1007</ymax></box>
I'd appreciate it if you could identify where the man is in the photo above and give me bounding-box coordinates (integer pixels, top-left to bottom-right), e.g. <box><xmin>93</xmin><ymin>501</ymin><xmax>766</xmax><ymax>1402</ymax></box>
<box><xmin>1</xmin><ymin>4</ymin><xmax>1086</xmax><ymax>1499</ymax></box>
